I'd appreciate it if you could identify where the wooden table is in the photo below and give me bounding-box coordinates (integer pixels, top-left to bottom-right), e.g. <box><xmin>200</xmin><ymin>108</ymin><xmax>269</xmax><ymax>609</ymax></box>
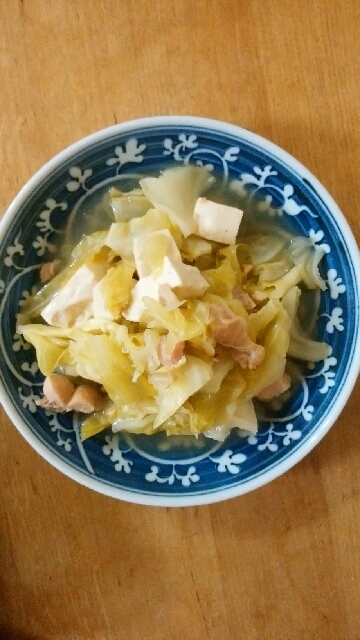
<box><xmin>1</xmin><ymin>2</ymin><xmax>359</xmax><ymax>638</ymax></box>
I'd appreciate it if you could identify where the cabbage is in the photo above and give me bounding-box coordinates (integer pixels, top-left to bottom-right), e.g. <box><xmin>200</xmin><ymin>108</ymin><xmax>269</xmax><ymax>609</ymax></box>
<box><xmin>95</xmin><ymin>261</ymin><xmax>136</xmax><ymax>319</ymax></box>
<box><xmin>254</xmin><ymin>258</ymin><xmax>292</xmax><ymax>284</ymax></box>
<box><xmin>153</xmin><ymin>355</ymin><xmax>212</xmax><ymax>428</ymax></box>
<box><xmin>203</xmin><ymin>255</ymin><xmax>237</xmax><ymax>298</ymax></box>
<box><xmin>189</xmin><ymin>365</ymin><xmax>246</xmax><ymax>433</ymax></box>
<box><xmin>110</xmin><ymin>187</ymin><xmax>151</xmax><ymax>222</ymax></box>
<box><xmin>20</xmin><ymin>331</ymin><xmax>70</xmax><ymax>376</ymax></box>
<box><xmin>204</xmin><ymin>399</ymin><xmax>257</xmax><ymax>440</ymax></box>
<box><xmin>140</xmin><ymin>166</ymin><xmax>214</xmax><ymax>237</ymax></box>
<box><xmin>18</xmin><ymin>324</ymin><xmax>73</xmax><ymax>375</ymax></box>
<box><xmin>187</xmin><ymin>335</ymin><xmax>216</xmax><ymax>357</ymax></box>
<box><xmin>71</xmin><ymin>231</ymin><xmax>109</xmax><ymax>263</ymax></box>
<box><xmin>81</xmin><ymin>401</ymin><xmax>118</xmax><ymax>440</ymax></box>
<box><xmin>282</xmin><ymin>287</ymin><xmax>331</xmax><ymax>361</ymax></box>
<box><xmin>201</xmin><ymin>357</ymin><xmax>234</xmax><ymax>394</ymax></box>
<box><xmin>288</xmin><ymin>237</ymin><xmax>327</xmax><ymax>290</ymax></box>
<box><xmin>241</xmin><ymin>304</ymin><xmax>291</xmax><ymax>399</ymax></box>
<box><xmin>244</xmin><ymin>234</ymin><xmax>286</xmax><ymax>265</ymax></box>
<box><xmin>249</xmin><ymin>299</ymin><xmax>284</xmax><ymax>340</ymax></box>
<box><xmin>227</xmin><ymin>399</ymin><xmax>258</xmax><ymax>433</ymax></box>
<box><xmin>105</xmin><ymin>209</ymin><xmax>183</xmax><ymax>262</ymax></box>
<box><xmin>71</xmin><ymin>333</ymin><xmax>156</xmax><ymax>408</ymax></box>
<box><xmin>181</xmin><ymin>235</ymin><xmax>212</xmax><ymax>262</ymax></box>
<box><xmin>258</xmin><ymin>265</ymin><xmax>303</xmax><ymax>299</ymax></box>
<box><xmin>145</xmin><ymin>298</ymin><xmax>210</xmax><ymax>342</ymax></box>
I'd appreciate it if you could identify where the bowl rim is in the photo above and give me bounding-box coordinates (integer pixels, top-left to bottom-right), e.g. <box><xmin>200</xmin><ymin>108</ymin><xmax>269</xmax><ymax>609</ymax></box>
<box><xmin>1</xmin><ymin>115</ymin><xmax>359</xmax><ymax>507</ymax></box>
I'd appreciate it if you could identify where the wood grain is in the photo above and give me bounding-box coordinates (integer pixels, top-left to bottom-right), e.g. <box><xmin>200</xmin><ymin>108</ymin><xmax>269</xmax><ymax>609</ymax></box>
<box><xmin>0</xmin><ymin>1</ymin><xmax>359</xmax><ymax>638</ymax></box>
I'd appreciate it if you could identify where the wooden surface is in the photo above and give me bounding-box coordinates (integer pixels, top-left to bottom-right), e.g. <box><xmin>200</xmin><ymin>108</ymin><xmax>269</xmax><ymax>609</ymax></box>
<box><xmin>0</xmin><ymin>1</ymin><xmax>359</xmax><ymax>638</ymax></box>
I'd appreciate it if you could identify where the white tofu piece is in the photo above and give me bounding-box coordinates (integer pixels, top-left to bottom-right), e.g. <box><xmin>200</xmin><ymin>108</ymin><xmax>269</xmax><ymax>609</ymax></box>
<box><xmin>41</xmin><ymin>263</ymin><xmax>108</xmax><ymax>327</ymax></box>
<box><xmin>133</xmin><ymin>229</ymin><xmax>182</xmax><ymax>278</ymax></box>
<box><xmin>194</xmin><ymin>197</ymin><xmax>243</xmax><ymax>245</ymax></box>
<box><xmin>92</xmin><ymin>279</ymin><xmax>113</xmax><ymax>320</ymax></box>
<box><xmin>158</xmin><ymin>256</ymin><xmax>209</xmax><ymax>299</ymax></box>
<box><xmin>122</xmin><ymin>276</ymin><xmax>181</xmax><ymax>322</ymax></box>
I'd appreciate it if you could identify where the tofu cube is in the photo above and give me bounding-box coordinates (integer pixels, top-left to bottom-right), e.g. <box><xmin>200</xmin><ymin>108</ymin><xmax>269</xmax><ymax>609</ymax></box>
<box><xmin>41</xmin><ymin>263</ymin><xmax>108</xmax><ymax>327</ymax></box>
<box><xmin>194</xmin><ymin>198</ymin><xmax>243</xmax><ymax>245</ymax></box>
<box><xmin>158</xmin><ymin>256</ymin><xmax>209</xmax><ymax>299</ymax></box>
<box><xmin>122</xmin><ymin>276</ymin><xmax>181</xmax><ymax>322</ymax></box>
<box><xmin>133</xmin><ymin>229</ymin><xmax>182</xmax><ymax>279</ymax></box>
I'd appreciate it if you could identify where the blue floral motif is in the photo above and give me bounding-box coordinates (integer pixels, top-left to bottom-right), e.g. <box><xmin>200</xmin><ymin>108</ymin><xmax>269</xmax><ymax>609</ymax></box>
<box><xmin>163</xmin><ymin>134</ymin><xmax>240</xmax><ymax>178</ymax></box>
<box><xmin>230</xmin><ymin>165</ymin><xmax>317</xmax><ymax>218</ymax></box>
<box><xmin>49</xmin><ymin>414</ymin><xmax>73</xmax><ymax>452</ymax></box>
<box><xmin>248</xmin><ymin>423</ymin><xmax>302</xmax><ymax>452</ymax></box>
<box><xmin>20</xmin><ymin>361</ymin><xmax>39</xmax><ymax>376</ymax></box>
<box><xmin>4</xmin><ymin>233</ymin><xmax>24</xmax><ymax>267</ymax></box>
<box><xmin>18</xmin><ymin>387</ymin><xmax>40</xmax><ymax>413</ymax></box>
<box><xmin>309</xmin><ymin>229</ymin><xmax>330</xmax><ymax>254</ymax></box>
<box><xmin>103</xmin><ymin>434</ymin><xmax>133</xmax><ymax>473</ymax></box>
<box><xmin>209</xmin><ymin>450</ymin><xmax>247</xmax><ymax>474</ymax></box>
<box><xmin>106</xmin><ymin>138</ymin><xmax>146</xmax><ymax>173</ymax></box>
<box><xmin>32</xmin><ymin>234</ymin><xmax>56</xmax><ymax>257</ymax></box>
<box><xmin>66</xmin><ymin>166</ymin><xmax>93</xmax><ymax>192</ymax></box>
<box><xmin>36</xmin><ymin>198</ymin><xmax>67</xmax><ymax>233</ymax></box>
<box><xmin>145</xmin><ymin>464</ymin><xmax>200</xmax><ymax>487</ymax></box>
<box><xmin>322</xmin><ymin>307</ymin><xmax>344</xmax><ymax>333</ymax></box>
<box><xmin>327</xmin><ymin>269</ymin><xmax>346</xmax><ymax>299</ymax></box>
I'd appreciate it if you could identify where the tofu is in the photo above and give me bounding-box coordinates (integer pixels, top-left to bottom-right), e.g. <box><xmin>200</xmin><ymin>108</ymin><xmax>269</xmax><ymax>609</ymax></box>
<box><xmin>158</xmin><ymin>256</ymin><xmax>209</xmax><ymax>299</ymax></box>
<box><xmin>122</xmin><ymin>276</ymin><xmax>181</xmax><ymax>322</ymax></box>
<box><xmin>41</xmin><ymin>263</ymin><xmax>108</xmax><ymax>327</ymax></box>
<box><xmin>193</xmin><ymin>198</ymin><xmax>243</xmax><ymax>245</ymax></box>
<box><xmin>133</xmin><ymin>229</ymin><xmax>181</xmax><ymax>278</ymax></box>
<box><xmin>92</xmin><ymin>280</ymin><xmax>113</xmax><ymax>320</ymax></box>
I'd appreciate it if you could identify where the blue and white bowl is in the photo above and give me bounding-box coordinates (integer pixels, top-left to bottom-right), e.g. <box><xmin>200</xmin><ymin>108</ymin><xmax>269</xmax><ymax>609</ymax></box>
<box><xmin>0</xmin><ymin>116</ymin><xmax>359</xmax><ymax>506</ymax></box>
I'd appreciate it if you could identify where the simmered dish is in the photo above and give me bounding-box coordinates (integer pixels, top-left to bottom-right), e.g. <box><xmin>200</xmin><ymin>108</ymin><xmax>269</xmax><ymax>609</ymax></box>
<box><xmin>17</xmin><ymin>165</ymin><xmax>330</xmax><ymax>441</ymax></box>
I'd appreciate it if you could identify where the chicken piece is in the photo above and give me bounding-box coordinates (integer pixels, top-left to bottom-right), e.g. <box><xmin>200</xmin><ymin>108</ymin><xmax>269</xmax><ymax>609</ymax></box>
<box><xmin>226</xmin><ymin>345</ymin><xmax>265</xmax><ymax>369</ymax></box>
<box><xmin>232</xmin><ymin>284</ymin><xmax>256</xmax><ymax>310</ymax></box>
<box><xmin>67</xmin><ymin>385</ymin><xmax>105</xmax><ymax>413</ymax></box>
<box><xmin>241</xmin><ymin>263</ymin><xmax>253</xmax><ymax>276</ymax></box>
<box><xmin>158</xmin><ymin>337</ymin><xmax>185</xmax><ymax>366</ymax></box>
<box><xmin>39</xmin><ymin>260</ymin><xmax>61</xmax><ymax>283</ymax></box>
<box><xmin>251</xmin><ymin>289</ymin><xmax>268</xmax><ymax>303</ymax></box>
<box><xmin>257</xmin><ymin>373</ymin><xmax>291</xmax><ymax>401</ymax></box>
<box><xmin>36</xmin><ymin>373</ymin><xmax>76</xmax><ymax>412</ymax></box>
<box><xmin>209</xmin><ymin>303</ymin><xmax>265</xmax><ymax>369</ymax></box>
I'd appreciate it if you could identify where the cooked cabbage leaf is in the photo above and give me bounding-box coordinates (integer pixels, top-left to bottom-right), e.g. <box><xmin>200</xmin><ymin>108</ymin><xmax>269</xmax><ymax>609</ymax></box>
<box><xmin>140</xmin><ymin>165</ymin><xmax>214</xmax><ymax>237</ymax></box>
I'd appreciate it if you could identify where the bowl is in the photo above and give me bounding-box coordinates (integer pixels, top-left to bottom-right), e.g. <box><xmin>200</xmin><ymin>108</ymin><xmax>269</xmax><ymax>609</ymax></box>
<box><xmin>0</xmin><ymin>116</ymin><xmax>359</xmax><ymax>506</ymax></box>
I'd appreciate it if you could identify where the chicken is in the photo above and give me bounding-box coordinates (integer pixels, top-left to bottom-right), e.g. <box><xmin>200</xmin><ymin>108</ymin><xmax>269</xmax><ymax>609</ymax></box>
<box><xmin>256</xmin><ymin>373</ymin><xmax>291</xmax><ymax>401</ymax></box>
<box><xmin>39</xmin><ymin>260</ymin><xmax>61</xmax><ymax>283</ymax></box>
<box><xmin>251</xmin><ymin>289</ymin><xmax>268</xmax><ymax>303</ymax></box>
<box><xmin>36</xmin><ymin>373</ymin><xmax>104</xmax><ymax>414</ymax></box>
<box><xmin>232</xmin><ymin>284</ymin><xmax>256</xmax><ymax>310</ymax></box>
<box><xmin>209</xmin><ymin>303</ymin><xmax>265</xmax><ymax>369</ymax></box>
<box><xmin>36</xmin><ymin>373</ymin><xmax>76</xmax><ymax>412</ymax></box>
<box><xmin>240</xmin><ymin>263</ymin><xmax>253</xmax><ymax>276</ymax></box>
<box><xmin>67</xmin><ymin>385</ymin><xmax>105</xmax><ymax>413</ymax></box>
<box><xmin>158</xmin><ymin>338</ymin><xmax>185</xmax><ymax>366</ymax></box>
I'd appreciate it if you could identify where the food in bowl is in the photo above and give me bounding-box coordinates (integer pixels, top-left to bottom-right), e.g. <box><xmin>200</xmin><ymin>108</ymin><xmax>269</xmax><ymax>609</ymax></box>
<box><xmin>17</xmin><ymin>164</ymin><xmax>330</xmax><ymax>443</ymax></box>
<box><xmin>1</xmin><ymin>116</ymin><xmax>358</xmax><ymax>506</ymax></box>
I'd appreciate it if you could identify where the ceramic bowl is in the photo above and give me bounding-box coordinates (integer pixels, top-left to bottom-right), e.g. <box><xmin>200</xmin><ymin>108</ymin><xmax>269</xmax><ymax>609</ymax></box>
<box><xmin>0</xmin><ymin>116</ymin><xmax>359</xmax><ymax>506</ymax></box>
